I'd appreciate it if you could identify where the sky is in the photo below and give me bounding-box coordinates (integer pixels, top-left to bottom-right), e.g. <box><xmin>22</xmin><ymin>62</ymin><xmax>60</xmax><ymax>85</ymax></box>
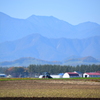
<box><xmin>0</xmin><ymin>0</ymin><xmax>100</xmax><ymax>25</ymax></box>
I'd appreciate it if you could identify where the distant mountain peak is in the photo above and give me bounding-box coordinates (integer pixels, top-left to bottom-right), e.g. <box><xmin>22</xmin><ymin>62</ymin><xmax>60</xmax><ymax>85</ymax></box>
<box><xmin>66</xmin><ymin>56</ymin><xmax>99</xmax><ymax>63</ymax></box>
<box><xmin>80</xmin><ymin>56</ymin><xmax>98</xmax><ymax>62</ymax></box>
<box><xmin>27</xmin><ymin>14</ymin><xmax>57</xmax><ymax>19</ymax></box>
<box><xmin>0</xmin><ymin>12</ymin><xmax>11</xmax><ymax>19</ymax></box>
<box><xmin>76</xmin><ymin>21</ymin><xmax>100</xmax><ymax>28</ymax></box>
<box><xmin>0</xmin><ymin>12</ymin><xmax>100</xmax><ymax>63</ymax></box>
<box><xmin>0</xmin><ymin>12</ymin><xmax>100</xmax><ymax>43</ymax></box>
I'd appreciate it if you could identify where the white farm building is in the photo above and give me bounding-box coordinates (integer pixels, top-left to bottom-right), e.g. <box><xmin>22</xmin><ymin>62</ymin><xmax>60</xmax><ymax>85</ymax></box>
<box><xmin>83</xmin><ymin>72</ymin><xmax>100</xmax><ymax>78</ymax></box>
<box><xmin>63</xmin><ymin>72</ymin><xmax>79</xmax><ymax>78</ymax></box>
<box><xmin>50</xmin><ymin>75</ymin><xmax>63</xmax><ymax>78</ymax></box>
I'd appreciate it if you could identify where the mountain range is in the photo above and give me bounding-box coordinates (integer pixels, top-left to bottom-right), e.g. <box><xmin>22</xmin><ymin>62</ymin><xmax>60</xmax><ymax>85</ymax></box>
<box><xmin>0</xmin><ymin>12</ymin><xmax>100</xmax><ymax>65</ymax></box>
<box><xmin>0</xmin><ymin>33</ymin><xmax>100</xmax><ymax>62</ymax></box>
<box><xmin>0</xmin><ymin>12</ymin><xmax>100</xmax><ymax>43</ymax></box>
<box><xmin>0</xmin><ymin>56</ymin><xmax>99</xmax><ymax>67</ymax></box>
<box><xmin>63</xmin><ymin>56</ymin><xmax>100</xmax><ymax>66</ymax></box>
<box><xmin>0</xmin><ymin>57</ymin><xmax>62</xmax><ymax>67</ymax></box>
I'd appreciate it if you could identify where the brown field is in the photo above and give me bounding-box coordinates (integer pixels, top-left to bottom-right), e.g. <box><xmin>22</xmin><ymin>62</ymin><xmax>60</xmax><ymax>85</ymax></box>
<box><xmin>0</xmin><ymin>79</ymin><xmax>100</xmax><ymax>100</ymax></box>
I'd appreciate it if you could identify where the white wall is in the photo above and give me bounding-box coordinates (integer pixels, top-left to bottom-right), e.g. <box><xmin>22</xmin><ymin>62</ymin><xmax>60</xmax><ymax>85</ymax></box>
<box><xmin>62</xmin><ymin>73</ymin><xmax>70</xmax><ymax>78</ymax></box>
<box><xmin>39</xmin><ymin>75</ymin><xmax>44</xmax><ymax>78</ymax></box>
<box><xmin>50</xmin><ymin>75</ymin><xmax>62</xmax><ymax>78</ymax></box>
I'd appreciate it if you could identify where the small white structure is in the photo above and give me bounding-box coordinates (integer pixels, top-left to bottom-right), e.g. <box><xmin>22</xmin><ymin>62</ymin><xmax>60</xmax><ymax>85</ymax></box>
<box><xmin>0</xmin><ymin>74</ymin><xmax>6</xmax><ymax>77</ymax></box>
<box><xmin>50</xmin><ymin>75</ymin><xmax>62</xmax><ymax>78</ymax></box>
<box><xmin>63</xmin><ymin>72</ymin><xmax>79</xmax><ymax>78</ymax></box>
<box><xmin>7</xmin><ymin>75</ymin><xmax>12</xmax><ymax>78</ymax></box>
<box><xmin>39</xmin><ymin>75</ymin><xmax>44</xmax><ymax>78</ymax></box>
<box><xmin>83</xmin><ymin>72</ymin><xmax>100</xmax><ymax>78</ymax></box>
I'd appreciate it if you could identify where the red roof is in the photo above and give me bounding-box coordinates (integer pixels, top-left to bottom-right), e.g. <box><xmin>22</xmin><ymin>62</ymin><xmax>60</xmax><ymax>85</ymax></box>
<box><xmin>86</xmin><ymin>72</ymin><xmax>100</xmax><ymax>75</ymax></box>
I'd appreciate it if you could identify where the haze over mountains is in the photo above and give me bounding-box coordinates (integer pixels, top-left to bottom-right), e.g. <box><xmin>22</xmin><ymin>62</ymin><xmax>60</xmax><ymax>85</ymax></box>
<box><xmin>0</xmin><ymin>12</ymin><xmax>100</xmax><ymax>65</ymax></box>
<box><xmin>0</xmin><ymin>12</ymin><xmax>100</xmax><ymax>42</ymax></box>
<box><xmin>0</xmin><ymin>33</ymin><xmax>100</xmax><ymax>62</ymax></box>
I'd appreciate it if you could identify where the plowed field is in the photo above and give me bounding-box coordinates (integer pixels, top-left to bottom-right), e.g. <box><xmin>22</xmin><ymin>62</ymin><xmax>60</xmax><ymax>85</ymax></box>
<box><xmin>0</xmin><ymin>79</ymin><xmax>100</xmax><ymax>100</ymax></box>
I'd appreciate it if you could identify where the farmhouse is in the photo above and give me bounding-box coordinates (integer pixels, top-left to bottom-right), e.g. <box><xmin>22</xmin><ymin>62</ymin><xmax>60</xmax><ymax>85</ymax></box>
<box><xmin>83</xmin><ymin>72</ymin><xmax>100</xmax><ymax>78</ymax></box>
<box><xmin>63</xmin><ymin>72</ymin><xmax>79</xmax><ymax>78</ymax></box>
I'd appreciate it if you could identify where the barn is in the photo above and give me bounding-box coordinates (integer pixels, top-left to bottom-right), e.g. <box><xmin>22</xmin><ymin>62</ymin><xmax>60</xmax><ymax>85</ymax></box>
<box><xmin>63</xmin><ymin>72</ymin><xmax>79</xmax><ymax>78</ymax></box>
<box><xmin>83</xmin><ymin>72</ymin><xmax>100</xmax><ymax>78</ymax></box>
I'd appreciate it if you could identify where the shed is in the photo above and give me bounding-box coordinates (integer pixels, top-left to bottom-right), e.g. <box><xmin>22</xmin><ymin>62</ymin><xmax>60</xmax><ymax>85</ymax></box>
<box><xmin>39</xmin><ymin>75</ymin><xmax>44</xmax><ymax>78</ymax></box>
<box><xmin>83</xmin><ymin>72</ymin><xmax>100</xmax><ymax>78</ymax></box>
<box><xmin>7</xmin><ymin>75</ymin><xmax>12</xmax><ymax>78</ymax></box>
<box><xmin>39</xmin><ymin>75</ymin><xmax>52</xmax><ymax>78</ymax></box>
<box><xmin>63</xmin><ymin>72</ymin><xmax>79</xmax><ymax>78</ymax></box>
<box><xmin>50</xmin><ymin>75</ymin><xmax>62</xmax><ymax>78</ymax></box>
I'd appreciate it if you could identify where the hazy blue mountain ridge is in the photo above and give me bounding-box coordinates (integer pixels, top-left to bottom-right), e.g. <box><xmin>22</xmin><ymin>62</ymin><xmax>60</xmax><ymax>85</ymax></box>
<box><xmin>75</xmin><ymin>22</ymin><xmax>100</xmax><ymax>38</ymax></box>
<box><xmin>26</xmin><ymin>15</ymin><xmax>75</xmax><ymax>38</ymax></box>
<box><xmin>0</xmin><ymin>34</ymin><xmax>100</xmax><ymax>62</ymax></box>
<box><xmin>65</xmin><ymin>56</ymin><xmax>99</xmax><ymax>62</ymax></box>
<box><xmin>0</xmin><ymin>57</ymin><xmax>62</xmax><ymax>67</ymax></box>
<box><xmin>0</xmin><ymin>12</ymin><xmax>36</xmax><ymax>42</ymax></box>
<box><xmin>0</xmin><ymin>12</ymin><xmax>100</xmax><ymax>43</ymax></box>
<box><xmin>0</xmin><ymin>12</ymin><xmax>100</xmax><ymax>63</ymax></box>
<box><xmin>0</xmin><ymin>56</ymin><xmax>99</xmax><ymax>67</ymax></box>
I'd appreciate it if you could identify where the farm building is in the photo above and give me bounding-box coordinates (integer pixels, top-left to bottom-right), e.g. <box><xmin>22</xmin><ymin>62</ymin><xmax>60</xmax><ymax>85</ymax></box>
<box><xmin>0</xmin><ymin>74</ymin><xmax>6</xmax><ymax>77</ymax></box>
<box><xmin>50</xmin><ymin>75</ymin><xmax>62</xmax><ymax>78</ymax></box>
<box><xmin>63</xmin><ymin>72</ymin><xmax>80</xmax><ymax>78</ymax></box>
<box><xmin>7</xmin><ymin>75</ymin><xmax>12</xmax><ymax>78</ymax></box>
<box><xmin>39</xmin><ymin>75</ymin><xmax>44</xmax><ymax>78</ymax></box>
<box><xmin>50</xmin><ymin>73</ymin><xmax>64</xmax><ymax>78</ymax></box>
<box><xmin>74</xmin><ymin>71</ymin><xmax>83</xmax><ymax>77</ymax></box>
<box><xmin>83</xmin><ymin>72</ymin><xmax>100</xmax><ymax>78</ymax></box>
<box><xmin>58</xmin><ymin>73</ymin><xmax>64</xmax><ymax>76</ymax></box>
<box><xmin>39</xmin><ymin>75</ymin><xmax>52</xmax><ymax>78</ymax></box>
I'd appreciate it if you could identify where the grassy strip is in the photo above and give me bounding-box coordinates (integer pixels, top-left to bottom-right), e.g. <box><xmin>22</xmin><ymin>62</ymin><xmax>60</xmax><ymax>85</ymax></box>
<box><xmin>0</xmin><ymin>78</ymin><xmax>38</xmax><ymax>81</ymax></box>
<box><xmin>0</xmin><ymin>77</ymin><xmax>100</xmax><ymax>81</ymax></box>
<box><xmin>0</xmin><ymin>78</ymin><xmax>54</xmax><ymax>81</ymax></box>
<box><xmin>0</xmin><ymin>77</ymin><xmax>99</xmax><ymax>81</ymax></box>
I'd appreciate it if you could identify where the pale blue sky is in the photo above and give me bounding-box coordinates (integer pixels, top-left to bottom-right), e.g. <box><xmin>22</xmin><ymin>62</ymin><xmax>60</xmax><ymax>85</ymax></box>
<box><xmin>0</xmin><ymin>0</ymin><xmax>100</xmax><ymax>25</ymax></box>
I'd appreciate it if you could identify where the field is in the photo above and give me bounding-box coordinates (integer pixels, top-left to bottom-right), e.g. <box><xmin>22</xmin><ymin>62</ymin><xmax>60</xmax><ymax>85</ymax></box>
<box><xmin>0</xmin><ymin>78</ymin><xmax>100</xmax><ymax>100</ymax></box>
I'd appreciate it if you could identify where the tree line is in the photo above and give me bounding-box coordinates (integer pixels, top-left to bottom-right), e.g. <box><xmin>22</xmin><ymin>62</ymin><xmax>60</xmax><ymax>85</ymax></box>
<box><xmin>0</xmin><ymin>64</ymin><xmax>100</xmax><ymax>77</ymax></box>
